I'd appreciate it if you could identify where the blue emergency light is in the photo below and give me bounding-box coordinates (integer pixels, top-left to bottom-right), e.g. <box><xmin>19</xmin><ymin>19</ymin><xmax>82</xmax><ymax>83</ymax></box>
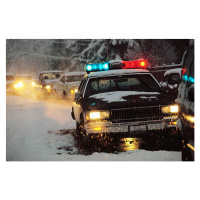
<box><xmin>85</xmin><ymin>62</ymin><xmax>109</xmax><ymax>72</ymax></box>
<box><xmin>182</xmin><ymin>75</ymin><xmax>195</xmax><ymax>83</ymax></box>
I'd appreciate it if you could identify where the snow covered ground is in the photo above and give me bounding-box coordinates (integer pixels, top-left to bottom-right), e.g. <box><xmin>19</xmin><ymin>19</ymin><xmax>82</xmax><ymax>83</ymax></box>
<box><xmin>6</xmin><ymin>95</ymin><xmax>181</xmax><ymax>161</ymax></box>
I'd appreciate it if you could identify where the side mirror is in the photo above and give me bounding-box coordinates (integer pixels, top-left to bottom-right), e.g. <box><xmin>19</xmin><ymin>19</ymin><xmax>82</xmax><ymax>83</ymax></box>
<box><xmin>74</xmin><ymin>92</ymin><xmax>82</xmax><ymax>100</ymax></box>
<box><xmin>161</xmin><ymin>82</ymin><xmax>168</xmax><ymax>89</ymax></box>
<box><xmin>188</xmin><ymin>87</ymin><xmax>194</xmax><ymax>102</ymax></box>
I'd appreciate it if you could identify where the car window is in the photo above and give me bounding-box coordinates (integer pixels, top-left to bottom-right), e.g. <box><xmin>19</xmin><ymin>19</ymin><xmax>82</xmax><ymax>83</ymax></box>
<box><xmin>163</xmin><ymin>75</ymin><xmax>169</xmax><ymax>83</ymax></box>
<box><xmin>182</xmin><ymin>44</ymin><xmax>194</xmax><ymax>83</ymax></box>
<box><xmin>85</xmin><ymin>74</ymin><xmax>161</xmax><ymax>97</ymax></box>
<box><xmin>60</xmin><ymin>76</ymin><xmax>65</xmax><ymax>83</ymax></box>
<box><xmin>79</xmin><ymin>79</ymin><xmax>87</xmax><ymax>94</ymax></box>
<box><xmin>168</xmin><ymin>74</ymin><xmax>181</xmax><ymax>85</ymax></box>
<box><xmin>66</xmin><ymin>76</ymin><xmax>83</xmax><ymax>82</ymax></box>
<box><xmin>42</xmin><ymin>73</ymin><xmax>61</xmax><ymax>80</ymax></box>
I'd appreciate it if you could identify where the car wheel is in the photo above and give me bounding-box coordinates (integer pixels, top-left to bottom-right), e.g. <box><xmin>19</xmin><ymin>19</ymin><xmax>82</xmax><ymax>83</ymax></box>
<box><xmin>76</xmin><ymin>122</ymin><xmax>81</xmax><ymax>136</ymax></box>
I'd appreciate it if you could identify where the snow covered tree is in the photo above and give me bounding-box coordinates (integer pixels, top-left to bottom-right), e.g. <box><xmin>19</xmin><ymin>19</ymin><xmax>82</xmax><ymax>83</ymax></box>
<box><xmin>124</xmin><ymin>39</ymin><xmax>177</xmax><ymax>67</ymax></box>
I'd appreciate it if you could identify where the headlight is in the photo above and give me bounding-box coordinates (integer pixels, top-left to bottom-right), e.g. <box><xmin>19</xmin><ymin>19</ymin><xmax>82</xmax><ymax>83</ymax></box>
<box><xmin>86</xmin><ymin>111</ymin><xmax>110</xmax><ymax>120</ymax></box>
<box><xmin>71</xmin><ymin>89</ymin><xmax>78</xmax><ymax>94</ymax></box>
<box><xmin>14</xmin><ymin>81</ymin><xmax>24</xmax><ymax>88</ymax></box>
<box><xmin>32</xmin><ymin>82</ymin><xmax>36</xmax><ymax>87</ymax></box>
<box><xmin>45</xmin><ymin>85</ymin><xmax>51</xmax><ymax>89</ymax></box>
<box><xmin>161</xmin><ymin>105</ymin><xmax>179</xmax><ymax>114</ymax></box>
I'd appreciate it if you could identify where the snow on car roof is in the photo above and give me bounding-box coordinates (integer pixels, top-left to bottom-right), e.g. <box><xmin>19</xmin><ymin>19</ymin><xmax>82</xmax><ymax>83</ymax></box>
<box><xmin>40</xmin><ymin>70</ymin><xmax>63</xmax><ymax>74</ymax></box>
<box><xmin>164</xmin><ymin>68</ymin><xmax>182</xmax><ymax>77</ymax></box>
<box><xmin>86</xmin><ymin>69</ymin><xmax>149</xmax><ymax>78</ymax></box>
<box><xmin>61</xmin><ymin>71</ymin><xmax>86</xmax><ymax>77</ymax></box>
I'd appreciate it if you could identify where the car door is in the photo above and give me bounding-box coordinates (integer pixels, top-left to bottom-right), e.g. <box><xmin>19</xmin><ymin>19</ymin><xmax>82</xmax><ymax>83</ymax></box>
<box><xmin>73</xmin><ymin>78</ymin><xmax>87</xmax><ymax>123</ymax></box>
<box><xmin>57</xmin><ymin>75</ymin><xmax>65</xmax><ymax>95</ymax></box>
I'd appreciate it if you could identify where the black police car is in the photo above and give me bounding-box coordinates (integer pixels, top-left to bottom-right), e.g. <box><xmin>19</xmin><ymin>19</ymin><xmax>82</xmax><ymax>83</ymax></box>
<box><xmin>71</xmin><ymin>59</ymin><xmax>179</xmax><ymax>138</ymax></box>
<box><xmin>176</xmin><ymin>40</ymin><xmax>194</xmax><ymax>161</ymax></box>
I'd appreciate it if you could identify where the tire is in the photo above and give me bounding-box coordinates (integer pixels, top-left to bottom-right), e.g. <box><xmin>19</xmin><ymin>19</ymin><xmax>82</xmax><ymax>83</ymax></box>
<box><xmin>76</xmin><ymin>121</ymin><xmax>81</xmax><ymax>136</ymax></box>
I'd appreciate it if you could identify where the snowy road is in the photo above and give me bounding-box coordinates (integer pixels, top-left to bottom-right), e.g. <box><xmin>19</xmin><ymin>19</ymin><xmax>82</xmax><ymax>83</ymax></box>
<box><xmin>6</xmin><ymin>95</ymin><xmax>182</xmax><ymax>161</ymax></box>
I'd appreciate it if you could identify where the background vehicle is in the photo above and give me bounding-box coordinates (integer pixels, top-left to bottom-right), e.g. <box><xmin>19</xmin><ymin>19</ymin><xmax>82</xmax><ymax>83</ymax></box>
<box><xmin>53</xmin><ymin>71</ymin><xmax>86</xmax><ymax>99</ymax></box>
<box><xmin>176</xmin><ymin>40</ymin><xmax>194</xmax><ymax>161</ymax></box>
<box><xmin>71</xmin><ymin>60</ymin><xmax>179</xmax><ymax>139</ymax></box>
<box><xmin>13</xmin><ymin>74</ymin><xmax>36</xmax><ymax>95</ymax></box>
<box><xmin>6</xmin><ymin>73</ymin><xmax>15</xmax><ymax>94</ymax></box>
<box><xmin>37</xmin><ymin>70</ymin><xmax>63</xmax><ymax>96</ymax></box>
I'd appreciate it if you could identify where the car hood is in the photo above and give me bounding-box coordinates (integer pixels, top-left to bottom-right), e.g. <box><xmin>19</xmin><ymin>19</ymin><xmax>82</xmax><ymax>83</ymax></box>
<box><xmin>43</xmin><ymin>79</ymin><xmax>58</xmax><ymax>85</ymax></box>
<box><xmin>66</xmin><ymin>81</ymin><xmax>81</xmax><ymax>88</ymax></box>
<box><xmin>83</xmin><ymin>90</ymin><xmax>174</xmax><ymax>111</ymax></box>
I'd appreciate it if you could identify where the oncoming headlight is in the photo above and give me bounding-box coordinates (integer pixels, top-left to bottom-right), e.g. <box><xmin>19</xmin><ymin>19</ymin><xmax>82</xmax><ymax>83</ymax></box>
<box><xmin>14</xmin><ymin>81</ymin><xmax>24</xmax><ymax>88</ymax></box>
<box><xmin>45</xmin><ymin>85</ymin><xmax>51</xmax><ymax>90</ymax></box>
<box><xmin>32</xmin><ymin>82</ymin><xmax>36</xmax><ymax>87</ymax></box>
<box><xmin>161</xmin><ymin>105</ymin><xmax>179</xmax><ymax>114</ymax></box>
<box><xmin>86</xmin><ymin>111</ymin><xmax>110</xmax><ymax>120</ymax></box>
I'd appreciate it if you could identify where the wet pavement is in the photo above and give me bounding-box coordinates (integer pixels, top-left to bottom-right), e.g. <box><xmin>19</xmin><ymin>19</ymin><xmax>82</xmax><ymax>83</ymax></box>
<box><xmin>48</xmin><ymin>129</ymin><xmax>182</xmax><ymax>156</ymax></box>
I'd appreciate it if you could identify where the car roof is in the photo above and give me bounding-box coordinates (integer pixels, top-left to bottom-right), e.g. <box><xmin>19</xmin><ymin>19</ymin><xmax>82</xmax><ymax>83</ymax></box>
<box><xmin>164</xmin><ymin>68</ymin><xmax>182</xmax><ymax>77</ymax></box>
<box><xmin>61</xmin><ymin>71</ymin><xmax>86</xmax><ymax>77</ymax></box>
<box><xmin>85</xmin><ymin>69</ymin><xmax>149</xmax><ymax>78</ymax></box>
<box><xmin>40</xmin><ymin>70</ymin><xmax>63</xmax><ymax>74</ymax></box>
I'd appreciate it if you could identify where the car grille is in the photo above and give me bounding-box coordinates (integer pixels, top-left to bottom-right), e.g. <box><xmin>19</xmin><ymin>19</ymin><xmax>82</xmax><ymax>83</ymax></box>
<box><xmin>111</xmin><ymin>106</ymin><xmax>161</xmax><ymax>122</ymax></box>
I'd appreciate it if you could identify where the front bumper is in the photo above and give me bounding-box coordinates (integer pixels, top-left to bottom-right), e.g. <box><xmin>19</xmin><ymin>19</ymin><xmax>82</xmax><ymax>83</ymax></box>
<box><xmin>84</xmin><ymin>116</ymin><xmax>178</xmax><ymax>135</ymax></box>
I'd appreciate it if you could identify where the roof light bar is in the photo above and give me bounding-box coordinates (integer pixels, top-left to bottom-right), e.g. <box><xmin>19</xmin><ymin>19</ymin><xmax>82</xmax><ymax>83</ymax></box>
<box><xmin>85</xmin><ymin>59</ymin><xmax>148</xmax><ymax>72</ymax></box>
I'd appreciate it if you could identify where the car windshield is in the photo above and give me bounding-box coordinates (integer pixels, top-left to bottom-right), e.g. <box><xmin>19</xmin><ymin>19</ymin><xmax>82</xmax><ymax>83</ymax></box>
<box><xmin>42</xmin><ymin>73</ymin><xmax>61</xmax><ymax>80</ymax></box>
<box><xmin>16</xmin><ymin>76</ymin><xmax>32</xmax><ymax>80</ymax></box>
<box><xmin>6</xmin><ymin>76</ymin><xmax>15</xmax><ymax>81</ymax></box>
<box><xmin>85</xmin><ymin>74</ymin><xmax>161</xmax><ymax>97</ymax></box>
<box><xmin>66</xmin><ymin>75</ymin><xmax>83</xmax><ymax>82</ymax></box>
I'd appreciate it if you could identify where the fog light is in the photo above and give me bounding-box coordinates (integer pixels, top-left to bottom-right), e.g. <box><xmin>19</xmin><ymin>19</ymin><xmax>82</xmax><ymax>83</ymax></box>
<box><xmin>94</xmin><ymin>127</ymin><xmax>102</xmax><ymax>131</ymax></box>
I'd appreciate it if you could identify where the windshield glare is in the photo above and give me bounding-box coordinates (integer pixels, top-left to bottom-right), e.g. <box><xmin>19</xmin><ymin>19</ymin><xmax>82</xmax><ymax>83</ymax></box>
<box><xmin>85</xmin><ymin>74</ymin><xmax>161</xmax><ymax>97</ymax></box>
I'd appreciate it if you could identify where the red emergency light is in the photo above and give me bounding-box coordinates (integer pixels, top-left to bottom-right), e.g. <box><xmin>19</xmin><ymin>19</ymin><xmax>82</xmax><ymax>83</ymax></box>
<box><xmin>122</xmin><ymin>59</ymin><xmax>147</xmax><ymax>69</ymax></box>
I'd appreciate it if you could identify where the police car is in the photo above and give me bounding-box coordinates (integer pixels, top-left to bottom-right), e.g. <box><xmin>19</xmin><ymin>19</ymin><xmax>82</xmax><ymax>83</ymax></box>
<box><xmin>176</xmin><ymin>40</ymin><xmax>194</xmax><ymax>161</ymax></box>
<box><xmin>71</xmin><ymin>59</ymin><xmax>179</xmax><ymax>138</ymax></box>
